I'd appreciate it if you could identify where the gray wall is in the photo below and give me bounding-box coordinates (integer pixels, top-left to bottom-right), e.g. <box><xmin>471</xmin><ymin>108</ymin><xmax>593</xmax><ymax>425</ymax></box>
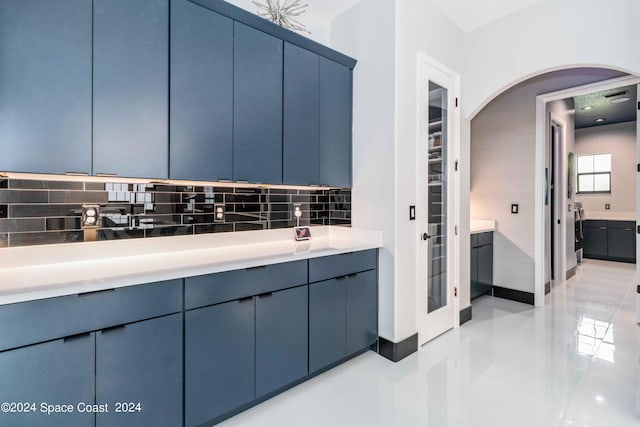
<box><xmin>575</xmin><ymin>121</ymin><xmax>637</xmax><ymax>215</ymax></box>
<box><xmin>471</xmin><ymin>68</ymin><xmax>625</xmax><ymax>293</ymax></box>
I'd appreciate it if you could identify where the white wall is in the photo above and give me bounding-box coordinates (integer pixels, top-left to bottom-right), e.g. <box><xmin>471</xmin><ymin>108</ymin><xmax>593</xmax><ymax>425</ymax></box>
<box><xmin>575</xmin><ymin>121</ymin><xmax>637</xmax><ymax>215</ymax></box>
<box><xmin>471</xmin><ymin>70</ymin><xmax>620</xmax><ymax>293</ymax></box>
<box><xmin>224</xmin><ymin>0</ymin><xmax>331</xmax><ymax>45</ymax></box>
<box><xmin>465</xmin><ymin>0</ymin><xmax>640</xmax><ymax>119</ymax></box>
<box><xmin>331</xmin><ymin>0</ymin><xmax>397</xmax><ymax>340</ymax></box>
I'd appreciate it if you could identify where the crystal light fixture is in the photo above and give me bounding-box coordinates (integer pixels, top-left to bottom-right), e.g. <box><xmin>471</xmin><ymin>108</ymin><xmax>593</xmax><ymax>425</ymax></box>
<box><xmin>252</xmin><ymin>0</ymin><xmax>310</xmax><ymax>34</ymax></box>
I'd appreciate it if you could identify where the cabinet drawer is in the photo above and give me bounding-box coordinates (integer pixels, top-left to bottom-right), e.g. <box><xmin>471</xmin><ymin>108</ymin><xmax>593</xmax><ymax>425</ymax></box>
<box><xmin>309</xmin><ymin>249</ymin><xmax>377</xmax><ymax>283</ymax></box>
<box><xmin>0</xmin><ymin>279</ymin><xmax>183</xmax><ymax>352</ymax></box>
<box><xmin>584</xmin><ymin>220</ymin><xmax>607</xmax><ymax>229</ymax></box>
<box><xmin>607</xmin><ymin>220</ymin><xmax>635</xmax><ymax>230</ymax></box>
<box><xmin>477</xmin><ymin>232</ymin><xmax>493</xmax><ymax>247</ymax></box>
<box><xmin>185</xmin><ymin>260</ymin><xmax>307</xmax><ymax>310</ymax></box>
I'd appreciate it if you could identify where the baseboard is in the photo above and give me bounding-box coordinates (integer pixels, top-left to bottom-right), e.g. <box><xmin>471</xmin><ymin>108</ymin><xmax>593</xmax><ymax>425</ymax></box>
<box><xmin>584</xmin><ymin>254</ymin><xmax>636</xmax><ymax>264</ymax></box>
<box><xmin>545</xmin><ymin>281</ymin><xmax>551</xmax><ymax>295</ymax></box>
<box><xmin>460</xmin><ymin>306</ymin><xmax>472</xmax><ymax>325</ymax></box>
<box><xmin>378</xmin><ymin>333</ymin><xmax>418</xmax><ymax>362</ymax></box>
<box><xmin>566</xmin><ymin>265</ymin><xmax>577</xmax><ymax>279</ymax></box>
<box><xmin>492</xmin><ymin>285</ymin><xmax>535</xmax><ymax>305</ymax></box>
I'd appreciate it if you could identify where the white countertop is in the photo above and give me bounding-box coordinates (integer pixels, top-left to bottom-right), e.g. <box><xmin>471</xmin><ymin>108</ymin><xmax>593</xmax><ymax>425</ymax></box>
<box><xmin>470</xmin><ymin>219</ymin><xmax>496</xmax><ymax>234</ymax></box>
<box><xmin>0</xmin><ymin>226</ymin><xmax>382</xmax><ymax>305</ymax></box>
<box><xmin>584</xmin><ymin>211</ymin><xmax>636</xmax><ymax>221</ymax></box>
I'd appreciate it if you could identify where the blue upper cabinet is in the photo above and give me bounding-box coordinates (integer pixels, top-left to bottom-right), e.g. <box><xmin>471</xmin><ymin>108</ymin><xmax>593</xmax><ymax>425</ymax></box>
<box><xmin>319</xmin><ymin>58</ymin><xmax>353</xmax><ymax>188</ymax></box>
<box><xmin>170</xmin><ymin>0</ymin><xmax>233</xmax><ymax>182</ymax></box>
<box><xmin>93</xmin><ymin>0</ymin><xmax>169</xmax><ymax>179</ymax></box>
<box><xmin>0</xmin><ymin>0</ymin><xmax>92</xmax><ymax>175</ymax></box>
<box><xmin>233</xmin><ymin>23</ymin><xmax>283</xmax><ymax>184</ymax></box>
<box><xmin>283</xmin><ymin>43</ymin><xmax>320</xmax><ymax>186</ymax></box>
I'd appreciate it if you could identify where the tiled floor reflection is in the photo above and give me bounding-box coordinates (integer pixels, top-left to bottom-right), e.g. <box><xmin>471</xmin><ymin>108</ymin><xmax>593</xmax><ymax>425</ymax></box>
<box><xmin>217</xmin><ymin>259</ymin><xmax>639</xmax><ymax>427</ymax></box>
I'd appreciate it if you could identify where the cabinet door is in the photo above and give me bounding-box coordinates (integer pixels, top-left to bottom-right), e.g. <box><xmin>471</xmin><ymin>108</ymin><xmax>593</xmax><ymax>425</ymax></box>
<box><xmin>96</xmin><ymin>314</ymin><xmax>182</xmax><ymax>427</ymax></box>
<box><xmin>233</xmin><ymin>23</ymin><xmax>283</xmax><ymax>184</ymax></box>
<box><xmin>93</xmin><ymin>0</ymin><xmax>169</xmax><ymax>179</ymax></box>
<box><xmin>283</xmin><ymin>43</ymin><xmax>320</xmax><ymax>185</ymax></box>
<box><xmin>256</xmin><ymin>286</ymin><xmax>308</xmax><ymax>397</ymax></box>
<box><xmin>170</xmin><ymin>0</ymin><xmax>233</xmax><ymax>181</ymax></box>
<box><xmin>0</xmin><ymin>0</ymin><xmax>92</xmax><ymax>175</ymax></box>
<box><xmin>470</xmin><ymin>247</ymin><xmax>481</xmax><ymax>299</ymax></box>
<box><xmin>608</xmin><ymin>228</ymin><xmax>636</xmax><ymax>261</ymax></box>
<box><xmin>0</xmin><ymin>334</ymin><xmax>95</xmax><ymax>427</ymax></box>
<box><xmin>346</xmin><ymin>270</ymin><xmax>377</xmax><ymax>355</ymax></box>
<box><xmin>319</xmin><ymin>58</ymin><xmax>352</xmax><ymax>188</ymax></box>
<box><xmin>477</xmin><ymin>244</ymin><xmax>494</xmax><ymax>295</ymax></box>
<box><xmin>309</xmin><ymin>278</ymin><xmax>346</xmax><ymax>372</ymax></box>
<box><xmin>185</xmin><ymin>299</ymin><xmax>255</xmax><ymax>427</ymax></box>
<box><xmin>583</xmin><ymin>225</ymin><xmax>608</xmax><ymax>258</ymax></box>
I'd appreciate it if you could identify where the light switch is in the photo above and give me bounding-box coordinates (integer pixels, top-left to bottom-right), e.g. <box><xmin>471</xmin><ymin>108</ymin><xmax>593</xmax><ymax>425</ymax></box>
<box><xmin>511</xmin><ymin>204</ymin><xmax>519</xmax><ymax>214</ymax></box>
<box><xmin>409</xmin><ymin>206</ymin><xmax>416</xmax><ymax>221</ymax></box>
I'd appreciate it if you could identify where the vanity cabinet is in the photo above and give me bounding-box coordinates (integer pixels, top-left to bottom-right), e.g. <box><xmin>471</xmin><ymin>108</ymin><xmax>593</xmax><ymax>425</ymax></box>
<box><xmin>184</xmin><ymin>261</ymin><xmax>309</xmax><ymax>426</ymax></box>
<box><xmin>470</xmin><ymin>232</ymin><xmax>494</xmax><ymax>300</ymax></box>
<box><xmin>584</xmin><ymin>220</ymin><xmax>635</xmax><ymax>263</ymax></box>
<box><xmin>0</xmin><ymin>279</ymin><xmax>183</xmax><ymax>427</ymax></box>
<box><xmin>0</xmin><ymin>334</ymin><xmax>95</xmax><ymax>427</ymax></box>
<box><xmin>309</xmin><ymin>250</ymin><xmax>377</xmax><ymax>372</ymax></box>
<box><xmin>0</xmin><ymin>249</ymin><xmax>377</xmax><ymax>427</ymax></box>
<box><xmin>95</xmin><ymin>313</ymin><xmax>183</xmax><ymax>427</ymax></box>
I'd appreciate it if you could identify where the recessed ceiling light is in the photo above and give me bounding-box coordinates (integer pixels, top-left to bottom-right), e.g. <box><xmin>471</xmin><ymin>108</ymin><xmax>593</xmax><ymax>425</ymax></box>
<box><xmin>581</xmin><ymin>106</ymin><xmax>594</xmax><ymax>111</ymax></box>
<box><xmin>610</xmin><ymin>97</ymin><xmax>630</xmax><ymax>104</ymax></box>
<box><xmin>594</xmin><ymin>118</ymin><xmax>606</xmax><ymax>123</ymax></box>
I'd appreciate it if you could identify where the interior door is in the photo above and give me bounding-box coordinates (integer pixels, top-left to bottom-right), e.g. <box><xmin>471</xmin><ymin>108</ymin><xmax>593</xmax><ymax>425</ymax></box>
<box><xmin>636</xmin><ymin>83</ymin><xmax>639</xmax><ymax>324</ymax></box>
<box><xmin>418</xmin><ymin>63</ymin><xmax>457</xmax><ymax>345</ymax></box>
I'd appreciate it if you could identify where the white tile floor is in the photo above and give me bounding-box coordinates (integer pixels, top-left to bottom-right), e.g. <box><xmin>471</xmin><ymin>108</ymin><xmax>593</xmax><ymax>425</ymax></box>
<box><xmin>219</xmin><ymin>259</ymin><xmax>640</xmax><ymax>427</ymax></box>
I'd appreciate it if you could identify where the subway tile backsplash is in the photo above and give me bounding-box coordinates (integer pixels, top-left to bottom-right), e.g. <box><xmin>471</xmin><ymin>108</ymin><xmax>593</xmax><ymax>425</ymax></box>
<box><xmin>0</xmin><ymin>177</ymin><xmax>351</xmax><ymax>248</ymax></box>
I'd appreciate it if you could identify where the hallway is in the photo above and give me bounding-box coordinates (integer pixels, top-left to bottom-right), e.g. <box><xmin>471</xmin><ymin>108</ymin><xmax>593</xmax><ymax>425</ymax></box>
<box><xmin>219</xmin><ymin>260</ymin><xmax>639</xmax><ymax>427</ymax></box>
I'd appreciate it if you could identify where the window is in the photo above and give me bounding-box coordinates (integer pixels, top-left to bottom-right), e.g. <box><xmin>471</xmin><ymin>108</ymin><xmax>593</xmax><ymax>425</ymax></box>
<box><xmin>577</xmin><ymin>153</ymin><xmax>611</xmax><ymax>193</ymax></box>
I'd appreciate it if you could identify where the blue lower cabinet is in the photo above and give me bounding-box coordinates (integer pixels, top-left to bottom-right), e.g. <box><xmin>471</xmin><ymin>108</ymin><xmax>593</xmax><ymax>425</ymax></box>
<box><xmin>96</xmin><ymin>314</ymin><xmax>183</xmax><ymax>427</ymax></box>
<box><xmin>0</xmin><ymin>333</ymin><xmax>95</xmax><ymax>427</ymax></box>
<box><xmin>309</xmin><ymin>278</ymin><xmax>347</xmax><ymax>372</ymax></box>
<box><xmin>256</xmin><ymin>286</ymin><xmax>308</xmax><ymax>397</ymax></box>
<box><xmin>346</xmin><ymin>270</ymin><xmax>377</xmax><ymax>354</ymax></box>
<box><xmin>185</xmin><ymin>299</ymin><xmax>255</xmax><ymax>427</ymax></box>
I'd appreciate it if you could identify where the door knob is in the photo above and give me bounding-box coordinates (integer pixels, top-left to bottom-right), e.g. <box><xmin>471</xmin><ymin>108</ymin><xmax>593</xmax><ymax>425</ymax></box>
<box><xmin>422</xmin><ymin>233</ymin><xmax>431</xmax><ymax>240</ymax></box>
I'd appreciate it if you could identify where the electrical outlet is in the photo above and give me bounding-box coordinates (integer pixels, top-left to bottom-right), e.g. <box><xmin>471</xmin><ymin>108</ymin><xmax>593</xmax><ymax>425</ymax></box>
<box><xmin>214</xmin><ymin>204</ymin><xmax>225</xmax><ymax>223</ymax></box>
<box><xmin>81</xmin><ymin>204</ymin><xmax>101</xmax><ymax>228</ymax></box>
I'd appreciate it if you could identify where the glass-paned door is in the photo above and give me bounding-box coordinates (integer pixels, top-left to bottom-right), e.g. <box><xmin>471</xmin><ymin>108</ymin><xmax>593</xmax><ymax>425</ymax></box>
<box><xmin>427</xmin><ymin>82</ymin><xmax>448</xmax><ymax>314</ymax></box>
<box><xmin>418</xmin><ymin>57</ymin><xmax>458</xmax><ymax>346</ymax></box>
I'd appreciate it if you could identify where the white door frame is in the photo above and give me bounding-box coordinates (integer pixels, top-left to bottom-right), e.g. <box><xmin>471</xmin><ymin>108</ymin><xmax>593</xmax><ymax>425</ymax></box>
<box><xmin>549</xmin><ymin>113</ymin><xmax>568</xmax><ymax>286</ymax></box>
<box><xmin>636</xmin><ymin>83</ymin><xmax>640</xmax><ymax>323</ymax></box>
<box><xmin>416</xmin><ymin>51</ymin><xmax>461</xmax><ymax>344</ymax></box>
<box><xmin>534</xmin><ymin>75</ymin><xmax>640</xmax><ymax>306</ymax></box>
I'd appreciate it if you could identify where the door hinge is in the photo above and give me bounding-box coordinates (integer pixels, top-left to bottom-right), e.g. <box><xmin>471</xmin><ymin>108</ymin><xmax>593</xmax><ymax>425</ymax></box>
<box><xmin>455</xmin><ymin>97</ymin><xmax>459</xmax><ymax>108</ymax></box>
<box><xmin>637</xmin><ymin>101</ymin><xmax>640</xmax><ymax>110</ymax></box>
<box><xmin>455</xmin><ymin>160</ymin><xmax>459</xmax><ymax>171</ymax></box>
<box><xmin>637</xmin><ymin>163</ymin><xmax>640</xmax><ymax>172</ymax></box>
<box><xmin>455</xmin><ymin>225</ymin><xmax>458</xmax><ymax>235</ymax></box>
<box><xmin>637</xmin><ymin>225</ymin><xmax>640</xmax><ymax>234</ymax></box>
<box><xmin>454</xmin><ymin>287</ymin><xmax>458</xmax><ymax>297</ymax></box>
